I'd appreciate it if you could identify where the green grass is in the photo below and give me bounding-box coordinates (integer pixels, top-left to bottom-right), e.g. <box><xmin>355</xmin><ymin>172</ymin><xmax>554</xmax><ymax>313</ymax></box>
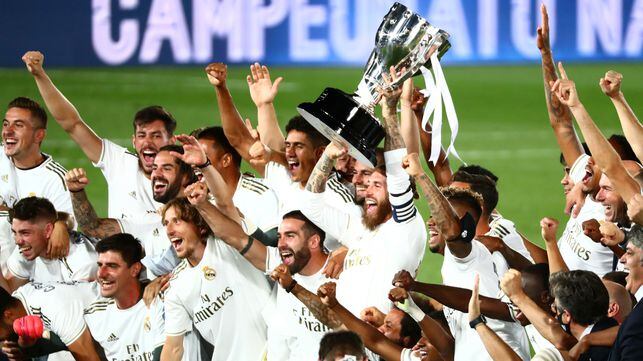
<box><xmin>1</xmin><ymin>63</ymin><xmax>641</xmax><ymax>283</ymax></box>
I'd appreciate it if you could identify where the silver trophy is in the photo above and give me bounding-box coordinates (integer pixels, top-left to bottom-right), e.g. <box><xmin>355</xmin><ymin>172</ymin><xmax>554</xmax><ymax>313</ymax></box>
<box><xmin>297</xmin><ymin>2</ymin><xmax>450</xmax><ymax>167</ymax></box>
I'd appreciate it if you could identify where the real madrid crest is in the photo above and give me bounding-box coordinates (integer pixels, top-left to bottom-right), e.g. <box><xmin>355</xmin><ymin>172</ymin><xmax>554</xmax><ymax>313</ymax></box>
<box><xmin>202</xmin><ymin>266</ymin><xmax>216</xmax><ymax>281</ymax></box>
<box><xmin>144</xmin><ymin>316</ymin><xmax>151</xmax><ymax>332</ymax></box>
<box><xmin>1</xmin><ymin>174</ymin><xmax>7</xmax><ymax>183</ymax></box>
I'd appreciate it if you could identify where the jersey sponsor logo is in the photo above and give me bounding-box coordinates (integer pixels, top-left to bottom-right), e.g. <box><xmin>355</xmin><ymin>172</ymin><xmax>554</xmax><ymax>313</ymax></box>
<box><xmin>294</xmin><ymin>306</ymin><xmax>331</xmax><ymax>333</ymax></box>
<box><xmin>343</xmin><ymin>248</ymin><xmax>371</xmax><ymax>270</ymax></box>
<box><xmin>107</xmin><ymin>333</ymin><xmax>119</xmax><ymax>342</ymax></box>
<box><xmin>194</xmin><ymin>287</ymin><xmax>234</xmax><ymax>324</ymax></box>
<box><xmin>202</xmin><ymin>266</ymin><xmax>216</xmax><ymax>281</ymax></box>
<box><xmin>561</xmin><ymin>224</ymin><xmax>591</xmax><ymax>262</ymax></box>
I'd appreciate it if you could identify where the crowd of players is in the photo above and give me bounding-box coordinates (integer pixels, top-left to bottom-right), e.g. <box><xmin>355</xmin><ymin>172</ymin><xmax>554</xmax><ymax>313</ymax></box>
<box><xmin>0</xmin><ymin>5</ymin><xmax>641</xmax><ymax>361</ymax></box>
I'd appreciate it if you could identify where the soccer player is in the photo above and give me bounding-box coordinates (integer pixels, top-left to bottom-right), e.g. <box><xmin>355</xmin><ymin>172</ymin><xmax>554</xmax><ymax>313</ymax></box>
<box><xmin>0</xmin><ymin>281</ymin><xmax>100</xmax><ymax>361</ymax></box>
<box><xmin>298</xmin><ymin>74</ymin><xmax>426</xmax><ymax>318</ymax></box>
<box><xmin>204</xmin><ymin>63</ymin><xmax>356</xmax><ymax>221</ymax></box>
<box><xmin>182</xmin><ymin>176</ymin><xmax>330</xmax><ymax>360</ymax></box>
<box><xmin>3</xmin><ymin>197</ymin><xmax>96</xmax><ymax>291</ymax></box>
<box><xmin>404</xmin><ymin>154</ymin><xmax>530</xmax><ymax>360</ymax></box>
<box><xmin>159</xmin><ymin>197</ymin><xmax>269</xmax><ymax>361</ymax></box>
<box><xmin>84</xmin><ymin>233</ymin><xmax>164</xmax><ymax>361</ymax></box>
<box><xmin>22</xmin><ymin>51</ymin><xmax>176</xmax><ymax>219</ymax></box>
<box><xmin>65</xmin><ymin>145</ymin><xmax>198</xmax><ymax>276</ymax></box>
<box><xmin>1</xmin><ymin>96</ymin><xmax>72</xmax><ymax>216</ymax></box>
<box><xmin>192</xmin><ymin>127</ymin><xmax>280</xmax><ymax>244</ymax></box>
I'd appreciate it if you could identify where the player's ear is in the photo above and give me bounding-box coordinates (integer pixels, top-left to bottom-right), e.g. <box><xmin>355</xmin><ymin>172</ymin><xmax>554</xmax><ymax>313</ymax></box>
<box><xmin>221</xmin><ymin>153</ymin><xmax>232</xmax><ymax>168</ymax></box>
<box><xmin>130</xmin><ymin>262</ymin><xmax>142</xmax><ymax>278</ymax></box>
<box><xmin>43</xmin><ymin>221</ymin><xmax>54</xmax><ymax>239</ymax></box>
<box><xmin>314</xmin><ymin>146</ymin><xmax>325</xmax><ymax>160</ymax></box>
<box><xmin>307</xmin><ymin>233</ymin><xmax>321</xmax><ymax>250</ymax></box>
<box><xmin>34</xmin><ymin>128</ymin><xmax>46</xmax><ymax>145</ymax></box>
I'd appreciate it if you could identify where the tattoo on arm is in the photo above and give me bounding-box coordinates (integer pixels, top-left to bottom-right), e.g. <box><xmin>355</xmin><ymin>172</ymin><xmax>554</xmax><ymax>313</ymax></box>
<box><xmin>382</xmin><ymin>110</ymin><xmax>406</xmax><ymax>151</ymax></box>
<box><xmin>306</xmin><ymin>153</ymin><xmax>334</xmax><ymax>193</ymax></box>
<box><xmin>293</xmin><ymin>285</ymin><xmax>343</xmax><ymax>329</ymax></box>
<box><xmin>71</xmin><ymin>190</ymin><xmax>120</xmax><ymax>238</ymax></box>
<box><xmin>541</xmin><ymin>51</ymin><xmax>572</xmax><ymax>126</ymax></box>
<box><xmin>414</xmin><ymin>173</ymin><xmax>460</xmax><ymax>239</ymax></box>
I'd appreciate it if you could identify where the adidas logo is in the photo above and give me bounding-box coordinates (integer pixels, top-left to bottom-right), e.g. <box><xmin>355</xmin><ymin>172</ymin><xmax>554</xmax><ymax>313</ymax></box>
<box><xmin>129</xmin><ymin>191</ymin><xmax>137</xmax><ymax>198</ymax></box>
<box><xmin>107</xmin><ymin>333</ymin><xmax>119</xmax><ymax>342</ymax></box>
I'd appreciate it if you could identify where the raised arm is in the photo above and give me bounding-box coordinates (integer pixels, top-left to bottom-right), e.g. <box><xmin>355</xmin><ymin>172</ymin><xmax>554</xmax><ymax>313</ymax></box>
<box><xmin>22</xmin><ymin>51</ymin><xmax>103</xmax><ymax>163</ymax></box>
<box><xmin>65</xmin><ymin>168</ymin><xmax>120</xmax><ymax>238</ymax></box>
<box><xmin>379</xmin><ymin>67</ymin><xmax>406</xmax><ymax>152</ymax></box>
<box><xmin>552</xmin><ymin>63</ymin><xmax>640</xmax><ymax>203</ymax></box>
<box><xmin>600</xmin><ymin>71</ymin><xmax>643</xmax><ymax>161</ymax></box>
<box><xmin>184</xmin><ymin>182</ymin><xmax>266</xmax><ymax>271</ymax></box>
<box><xmin>205</xmin><ymin>63</ymin><xmax>259</xmax><ymax>168</ymax></box>
<box><xmin>400</xmin><ymin>78</ymin><xmax>420</xmax><ymax>155</ymax></box>
<box><xmin>468</xmin><ymin>275</ymin><xmax>522</xmax><ymax>361</ymax></box>
<box><xmin>413</xmin><ymin>89</ymin><xmax>452</xmax><ymax>186</ymax></box>
<box><xmin>305</xmin><ymin>142</ymin><xmax>346</xmax><ymax>194</ymax></box>
<box><xmin>247</xmin><ymin>63</ymin><xmax>285</xmax><ymax>151</ymax></box>
<box><xmin>501</xmin><ymin>270</ymin><xmax>577</xmax><ymax>350</ymax></box>
<box><xmin>536</xmin><ymin>5</ymin><xmax>583</xmax><ymax>167</ymax></box>
<box><xmin>540</xmin><ymin>217</ymin><xmax>569</xmax><ymax>273</ymax></box>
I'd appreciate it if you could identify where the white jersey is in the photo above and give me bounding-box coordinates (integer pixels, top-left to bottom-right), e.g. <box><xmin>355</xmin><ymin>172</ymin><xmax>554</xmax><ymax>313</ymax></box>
<box><xmin>233</xmin><ymin>174</ymin><xmax>280</xmax><ymax>232</ymax></box>
<box><xmin>488</xmin><ymin>216</ymin><xmax>533</xmax><ymax>263</ymax></box>
<box><xmin>164</xmin><ymin>237</ymin><xmax>270</xmax><ymax>361</ymax></box>
<box><xmin>400</xmin><ymin>348</ymin><xmax>423</xmax><ymax>361</ymax></box>
<box><xmin>13</xmin><ymin>282</ymin><xmax>99</xmax><ymax>346</ymax></box>
<box><xmin>265</xmin><ymin>247</ymin><xmax>330</xmax><ymax>361</ymax></box>
<box><xmin>117</xmin><ymin>210</ymin><xmax>168</xmax><ymax>262</ymax></box>
<box><xmin>84</xmin><ymin>297</ymin><xmax>165</xmax><ymax>361</ymax></box>
<box><xmin>0</xmin><ymin>210</ymin><xmax>14</xmax><ymax>275</ymax></box>
<box><xmin>0</xmin><ymin>149</ymin><xmax>72</xmax><ymax>215</ymax></box>
<box><xmin>525</xmin><ymin>324</ymin><xmax>556</xmax><ymax>353</ymax></box>
<box><xmin>301</xmin><ymin>149</ymin><xmax>427</xmax><ymax>316</ymax></box>
<box><xmin>93</xmin><ymin>139</ymin><xmax>161</xmax><ymax>219</ymax></box>
<box><xmin>558</xmin><ymin>154</ymin><xmax>613</xmax><ymax>276</ymax></box>
<box><xmin>263</xmin><ymin>162</ymin><xmax>359</xmax><ymax>250</ymax></box>
<box><xmin>6</xmin><ymin>232</ymin><xmax>97</xmax><ymax>283</ymax></box>
<box><xmin>442</xmin><ymin>241</ymin><xmax>530</xmax><ymax>361</ymax></box>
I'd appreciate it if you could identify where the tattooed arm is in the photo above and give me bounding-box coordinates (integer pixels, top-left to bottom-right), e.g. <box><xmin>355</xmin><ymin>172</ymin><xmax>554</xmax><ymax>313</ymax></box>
<box><xmin>65</xmin><ymin>168</ymin><xmax>121</xmax><ymax>239</ymax></box>
<box><xmin>537</xmin><ymin>4</ymin><xmax>583</xmax><ymax>167</ymax></box>
<box><xmin>271</xmin><ymin>265</ymin><xmax>344</xmax><ymax>329</ymax></box>
<box><xmin>403</xmin><ymin>153</ymin><xmax>471</xmax><ymax>257</ymax></box>
<box><xmin>70</xmin><ymin>189</ymin><xmax>120</xmax><ymax>239</ymax></box>
<box><xmin>305</xmin><ymin>143</ymin><xmax>346</xmax><ymax>193</ymax></box>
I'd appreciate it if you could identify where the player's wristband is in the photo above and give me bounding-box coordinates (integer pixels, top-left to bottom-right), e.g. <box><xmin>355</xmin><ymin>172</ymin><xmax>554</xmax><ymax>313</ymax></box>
<box><xmin>285</xmin><ymin>280</ymin><xmax>298</xmax><ymax>293</ymax></box>
<box><xmin>195</xmin><ymin>158</ymin><xmax>211</xmax><ymax>169</ymax></box>
<box><xmin>239</xmin><ymin>236</ymin><xmax>254</xmax><ymax>256</ymax></box>
<box><xmin>395</xmin><ymin>295</ymin><xmax>425</xmax><ymax>323</ymax></box>
<box><xmin>469</xmin><ymin>314</ymin><xmax>487</xmax><ymax>329</ymax></box>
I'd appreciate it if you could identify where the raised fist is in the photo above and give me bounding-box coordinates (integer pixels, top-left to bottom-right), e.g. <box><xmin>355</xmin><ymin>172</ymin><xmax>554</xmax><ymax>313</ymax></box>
<box><xmin>317</xmin><ymin>282</ymin><xmax>338</xmax><ymax>308</ymax></box>
<box><xmin>271</xmin><ymin>264</ymin><xmax>294</xmax><ymax>290</ymax></box>
<box><xmin>402</xmin><ymin>153</ymin><xmax>423</xmax><ymax>177</ymax></box>
<box><xmin>392</xmin><ymin>270</ymin><xmax>414</xmax><ymax>290</ymax></box>
<box><xmin>22</xmin><ymin>51</ymin><xmax>44</xmax><ymax>76</ymax></box>
<box><xmin>184</xmin><ymin>182</ymin><xmax>208</xmax><ymax>207</ymax></box>
<box><xmin>65</xmin><ymin>168</ymin><xmax>89</xmax><ymax>192</ymax></box>
<box><xmin>388</xmin><ymin>286</ymin><xmax>409</xmax><ymax>303</ymax></box>
<box><xmin>599</xmin><ymin>70</ymin><xmax>622</xmax><ymax>98</ymax></box>
<box><xmin>205</xmin><ymin>63</ymin><xmax>227</xmax><ymax>88</ymax></box>
<box><xmin>540</xmin><ymin>217</ymin><xmax>559</xmax><ymax>243</ymax></box>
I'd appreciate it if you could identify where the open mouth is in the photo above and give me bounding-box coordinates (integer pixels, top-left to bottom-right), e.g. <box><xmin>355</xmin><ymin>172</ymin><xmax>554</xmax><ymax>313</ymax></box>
<box><xmin>287</xmin><ymin>159</ymin><xmax>300</xmax><ymax>173</ymax></box>
<box><xmin>170</xmin><ymin>237</ymin><xmax>183</xmax><ymax>250</ymax></box>
<box><xmin>18</xmin><ymin>245</ymin><xmax>32</xmax><ymax>256</ymax></box>
<box><xmin>365</xmin><ymin>198</ymin><xmax>377</xmax><ymax>214</ymax></box>
<box><xmin>4</xmin><ymin>138</ymin><xmax>17</xmax><ymax>149</ymax></box>
<box><xmin>99</xmin><ymin>279</ymin><xmax>115</xmax><ymax>291</ymax></box>
<box><xmin>582</xmin><ymin>167</ymin><xmax>593</xmax><ymax>185</ymax></box>
<box><xmin>280</xmin><ymin>249</ymin><xmax>294</xmax><ymax>265</ymax></box>
<box><xmin>153</xmin><ymin>179</ymin><xmax>168</xmax><ymax>195</ymax></box>
<box><xmin>141</xmin><ymin>149</ymin><xmax>157</xmax><ymax>165</ymax></box>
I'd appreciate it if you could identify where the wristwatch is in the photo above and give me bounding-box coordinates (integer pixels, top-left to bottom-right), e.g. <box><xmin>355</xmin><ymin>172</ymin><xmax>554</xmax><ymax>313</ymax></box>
<box><xmin>469</xmin><ymin>314</ymin><xmax>487</xmax><ymax>329</ymax></box>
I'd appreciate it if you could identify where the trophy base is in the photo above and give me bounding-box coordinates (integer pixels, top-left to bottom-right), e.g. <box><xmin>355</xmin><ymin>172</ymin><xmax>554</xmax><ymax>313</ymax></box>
<box><xmin>297</xmin><ymin>88</ymin><xmax>385</xmax><ymax>167</ymax></box>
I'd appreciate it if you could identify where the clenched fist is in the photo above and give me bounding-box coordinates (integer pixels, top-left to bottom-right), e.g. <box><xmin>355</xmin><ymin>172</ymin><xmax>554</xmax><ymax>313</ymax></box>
<box><xmin>271</xmin><ymin>264</ymin><xmax>294</xmax><ymax>290</ymax></box>
<box><xmin>65</xmin><ymin>168</ymin><xmax>89</xmax><ymax>192</ymax></box>
<box><xmin>599</xmin><ymin>70</ymin><xmax>622</xmax><ymax>98</ymax></box>
<box><xmin>317</xmin><ymin>282</ymin><xmax>338</xmax><ymax>308</ymax></box>
<box><xmin>205</xmin><ymin>63</ymin><xmax>227</xmax><ymax>88</ymax></box>
<box><xmin>22</xmin><ymin>51</ymin><xmax>45</xmax><ymax>76</ymax></box>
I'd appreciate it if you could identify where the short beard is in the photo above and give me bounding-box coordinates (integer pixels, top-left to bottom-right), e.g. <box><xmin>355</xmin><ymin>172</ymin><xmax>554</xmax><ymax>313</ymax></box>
<box><xmin>362</xmin><ymin>197</ymin><xmax>392</xmax><ymax>231</ymax></box>
<box><xmin>154</xmin><ymin>181</ymin><xmax>182</xmax><ymax>204</ymax></box>
<box><xmin>288</xmin><ymin>246</ymin><xmax>312</xmax><ymax>275</ymax></box>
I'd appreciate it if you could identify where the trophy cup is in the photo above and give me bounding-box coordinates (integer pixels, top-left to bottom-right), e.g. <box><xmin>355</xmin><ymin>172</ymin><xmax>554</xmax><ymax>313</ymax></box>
<box><xmin>297</xmin><ymin>2</ymin><xmax>451</xmax><ymax>167</ymax></box>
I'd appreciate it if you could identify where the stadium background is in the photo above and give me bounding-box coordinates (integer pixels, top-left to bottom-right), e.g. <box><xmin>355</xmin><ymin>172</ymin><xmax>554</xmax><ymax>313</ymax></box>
<box><xmin>1</xmin><ymin>0</ymin><xmax>642</xmax><ymax>283</ymax></box>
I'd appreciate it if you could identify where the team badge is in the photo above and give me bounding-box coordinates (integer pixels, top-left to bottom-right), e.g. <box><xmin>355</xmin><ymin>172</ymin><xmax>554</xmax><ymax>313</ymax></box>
<box><xmin>202</xmin><ymin>266</ymin><xmax>216</xmax><ymax>280</ymax></box>
<box><xmin>143</xmin><ymin>316</ymin><xmax>151</xmax><ymax>332</ymax></box>
<box><xmin>28</xmin><ymin>192</ymin><xmax>36</xmax><ymax>197</ymax></box>
<box><xmin>1</xmin><ymin>175</ymin><xmax>7</xmax><ymax>182</ymax></box>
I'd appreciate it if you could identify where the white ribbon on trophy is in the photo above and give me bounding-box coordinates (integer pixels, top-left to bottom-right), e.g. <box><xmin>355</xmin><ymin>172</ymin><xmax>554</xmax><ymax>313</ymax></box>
<box><xmin>419</xmin><ymin>53</ymin><xmax>466</xmax><ymax>166</ymax></box>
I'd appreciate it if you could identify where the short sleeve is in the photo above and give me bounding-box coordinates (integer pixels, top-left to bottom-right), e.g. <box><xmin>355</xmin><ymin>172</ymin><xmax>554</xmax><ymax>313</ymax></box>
<box><xmin>150</xmin><ymin>300</ymin><xmax>166</xmax><ymax>348</ymax></box>
<box><xmin>263</xmin><ymin>162</ymin><xmax>293</xmax><ymax>199</ymax></box>
<box><xmin>6</xmin><ymin>248</ymin><xmax>32</xmax><ymax>280</ymax></box>
<box><xmin>164</xmin><ymin>284</ymin><xmax>192</xmax><ymax>336</ymax></box>
<box><xmin>93</xmin><ymin>139</ymin><xmax>132</xmax><ymax>181</ymax></box>
<box><xmin>254</xmin><ymin>190</ymin><xmax>280</xmax><ymax>231</ymax></box>
<box><xmin>47</xmin><ymin>298</ymin><xmax>88</xmax><ymax>346</ymax></box>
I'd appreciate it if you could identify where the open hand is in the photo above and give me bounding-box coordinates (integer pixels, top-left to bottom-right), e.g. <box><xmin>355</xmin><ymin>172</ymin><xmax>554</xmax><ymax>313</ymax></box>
<box><xmin>171</xmin><ymin>134</ymin><xmax>208</xmax><ymax>167</ymax></box>
<box><xmin>247</xmin><ymin>63</ymin><xmax>283</xmax><ymax>107</ymax></box>
<box><xmin>322</xmin><ymin>247</ymin><xmax>347</xmax><ymax>279</ymax></box>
